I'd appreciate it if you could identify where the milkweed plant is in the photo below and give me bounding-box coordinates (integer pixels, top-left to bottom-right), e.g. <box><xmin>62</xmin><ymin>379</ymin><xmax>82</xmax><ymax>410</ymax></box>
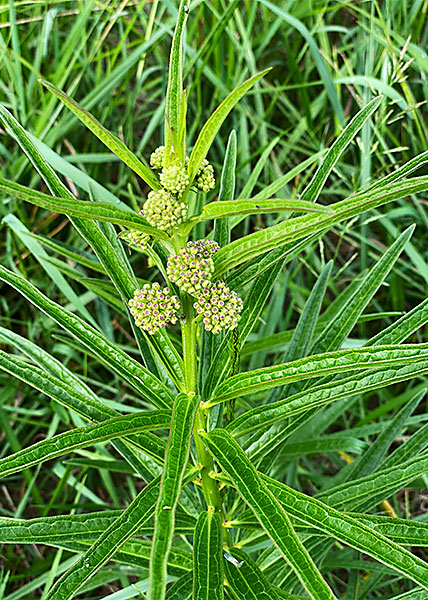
<box><xmin>2</xmin><ymin>2</ymin><xmax>428</xmax><ymax>599</ymax></box>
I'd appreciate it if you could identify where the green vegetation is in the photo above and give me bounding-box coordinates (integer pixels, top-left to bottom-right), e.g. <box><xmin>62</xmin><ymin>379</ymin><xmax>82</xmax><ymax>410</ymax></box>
<box><xmin>1</xmin><ymin>1</ymin><xmax>428</xmax><ymax>599</ymax></box>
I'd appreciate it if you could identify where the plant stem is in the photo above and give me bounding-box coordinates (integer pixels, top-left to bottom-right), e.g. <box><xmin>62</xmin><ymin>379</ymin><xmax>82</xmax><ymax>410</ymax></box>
<box><xmin>181</xmin><ymin>291</ymin><xmax>223</xmax><ymax>516</ymax></box>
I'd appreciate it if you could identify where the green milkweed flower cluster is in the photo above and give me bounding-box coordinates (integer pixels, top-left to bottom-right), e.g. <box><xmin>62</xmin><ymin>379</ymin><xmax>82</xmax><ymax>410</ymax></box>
<box><xmin>120</xmin><ymin>230</ymin><xmax>150</xmax><ymax>252</ymax></box>
<box><xmin>139</xmin><ymin>189</ymin><xmax>188</xmax><ymax>231</ymax></box>
<box><xmin>128</xmin><ymin>283</ymin><xmax>180</xmax><ymax>335</ymax></box>
<box><xmin>166</xmin><ymin>240</ymin><xmax>219</xmax><ymax>295</ymax></box>
<box><xmin>193</xmin><ymin>281</ymin><xmax>243</xmax><ymax>334</ymax></box>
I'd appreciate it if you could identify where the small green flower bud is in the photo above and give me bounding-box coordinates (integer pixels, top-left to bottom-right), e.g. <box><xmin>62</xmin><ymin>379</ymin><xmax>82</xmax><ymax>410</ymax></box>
<box><xmin>121</xmin><ymin>230</ymin><xmax>149</xmax><ymax>252</ymax></box>
<box><xmin>193</xmin><ymin>281</ymin><xmax>243</xmax><ymax>334</ymax></box>
<box><xmin>167</xmin><ymin>240</ymin><xmax>220</xmax><ymax>296</ymax></box>
<box><xmin>128</xmin><ymin>282</ymin><xmax>181</xmax><ymax>335</ymax></box>
<box><xmin>196</xmin><ymin>159</ymin><xmax>215</xmax><ymax>192</ymax></box>
<box><xmin>159</xmin><ymin>163</ymin><xmax>190</xmax><ymax>196</ymax></box>
<box><xmin>150</xmin><ymin>146</ymin><xmax>165</xmax><ymax>169</ymax></box>
<box><xmin>140</xmin><ymin>190</ymin><xmax>188</xmax><ymax>231</ymax></box>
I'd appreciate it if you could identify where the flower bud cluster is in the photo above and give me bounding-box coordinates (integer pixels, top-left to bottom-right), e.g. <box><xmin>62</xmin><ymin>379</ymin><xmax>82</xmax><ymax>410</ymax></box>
<box><xmin>140</xmin><ymin>190</ymin><xmax>188</xmax><ymax>231</ymax></box>
<box><xmin>166</xmin><ymin>240</ymin><xmax>220</xmax><ymax>295</ymax></box>
<box><xmin>121</xmin><ymin>230</ymin><xmax>149</xmax><ymax>252</ymax></box>
<box><xmin>159</xmin><ymin>164</ymin><xmax>190</xmax><ymax>197</ymax></box>
<box><xmin>195</xmin><ymin>159</ymin><xmax>215</xmax><ymax>192</ymax></box>
<box><xmin>193</xmin><ymin>281</ymin><xmax>243</xmax><ymax>334</ymax></box>
<box><xmin>149</xmin><ymin>146</ymin><xmax>165</xmax><ymax>170</ymax></box>
<box><xmin>128</xmin><ymin>282</ymin><xmax>180</xmax><ymax>335</ymax></box>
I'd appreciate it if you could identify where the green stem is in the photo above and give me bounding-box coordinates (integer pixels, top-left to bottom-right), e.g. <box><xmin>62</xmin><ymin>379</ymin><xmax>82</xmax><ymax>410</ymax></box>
<box><xmin>181</xmin><ymin>292</ymin><xmax>223</xmax><ymax>517</ymax></box>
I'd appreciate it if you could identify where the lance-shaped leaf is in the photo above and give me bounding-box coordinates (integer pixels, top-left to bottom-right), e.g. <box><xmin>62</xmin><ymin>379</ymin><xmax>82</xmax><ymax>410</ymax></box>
<box><xmin>44</xmin><ymin>477</ymin><xmax>160</xmax><ymax>600</ymax></box>
<box><xmin>181</xmin><ymin>198</ymin><xmax>331</xmax><ymax>234</ymax></box>
<box><xmin>300</xmin><ymin>96</ymin><xmax>382</xmax><ymax>203</ymax></box>
<box><xmin>0</xmin><ymin>511</ymin><xmax>196</xmax><ymax>544</ymax></box>
<box><xmin>260</xmin><ymin>474</ymin><xmax>428</xmax><ymax>591</ymax></box>
<box><xmin>223</xmin><ymin>547</ymin><xmax>280</xmax><ymax>600</ymax></box>
<box><xmin>193</xmin><ymin>509</ymin><xmax>224</xmax><ymax>600</ymax></box>
<box><xmin>0</xmin><ymin>410</ymin><xmax>171</xmax><ymax>479</ymax></box>
<box><xmin>187</xmin><ymin>69</ymin><xmax>271</xmax><ymax>182</ymax></box>
<box><xmin>149</xmin><ymin>392</ymin><xmax>199</xmax><ymax>600</ymax></box>
<box><xmin>203</xmin><ymin>429</ymin><xmax>336</xmax><ymax>600</ymax></box>
<box><xmin>165</xmin><ymin>0</ymin><xmax>189</xmax><ymax>157</ymax></box>
<box><xmin>0</xmin><ymin>103</ymin><xmax>183</xmax><ymax>385</ymax></box>
<box><xmin>228</xmin><ymin>361</ymin><xmax>428</xmax><ymax>438</ymax></box>
<box><xmin>0</xmin><ymin>178</ymin><xmax>168</xmax><ymax>239</ymax></box>
<box><xmin>212</xmin><ymin>177</ymin><xmax>428</xmax><ymax>276</ymax></box>
<box><xmin>208</xmin><ymin>344</ymin><xmax>428</xmax><ymax>406</ymax></box>
<box><xmin>0</xmin><ymin>265</ymin><xmax>174</xmax><ymax>408</ymax></box>
<box><xmin>0</xmin><ymin>351</ymin><xmax>167</xmax><ymax>465</ymax></box>
<box><xmin>39</xmin><ymin>80</ymin><xmax>160</xmax><ymax>190</ymax></box>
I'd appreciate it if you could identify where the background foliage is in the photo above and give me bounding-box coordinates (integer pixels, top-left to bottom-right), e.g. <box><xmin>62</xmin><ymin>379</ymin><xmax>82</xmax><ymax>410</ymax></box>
<box><xmin>1</xmin><ymin>0</ymin><xmax>428</xmax><ymax>598</ymax></box>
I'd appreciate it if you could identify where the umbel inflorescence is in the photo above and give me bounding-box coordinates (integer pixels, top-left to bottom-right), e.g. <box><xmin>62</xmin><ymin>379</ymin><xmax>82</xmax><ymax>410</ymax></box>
<box><xmin>127</xmin><ymin>150</ymin><xmax>242</xmax><ymax>335</ymax></box>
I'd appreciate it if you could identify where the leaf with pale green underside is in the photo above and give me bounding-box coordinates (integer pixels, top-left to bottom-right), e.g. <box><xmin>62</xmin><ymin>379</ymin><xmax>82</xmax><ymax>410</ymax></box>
<box><xmin>193</xmin><ymin>510</ymin><xmax>223</xmax><ymax>600</ymax></box>
<box><xmin>166</xmin><ymin>573</ymin><xmax>193</xmax><ymax>600</ymax></box>
<box><xmin>213</xmin><ymin>177</ymin><xmax>428</xmax><ymax>276</ymax></box>
<box><xmin>203</xmin><ymin>429</ymin><xmax>336</xmax><ymax>600</ymax></box>
<box><xmin>223</xmin><ymin>548</ymin><xmax>280</xmax><ymax>600</ymax></box>
<box><xmin>188</xmin><ymin>69</ymin><xmax>271</xmax><ymax>182</ymax></box>
<box><xmin>0</xmin><ymin>265</ymin><xmax>174</xmax><ymax>408</ymax></box>
<box><xmin>149</xmin><ymin>392</ymin><xmax>199</xmax><ymax>600</ymax></box>
<box><xmin>300</xmin><ymin>96</ymin><xmax>382</xmax><ymax>203</ymax></box>
<box><xmin>258</xmin><ymin>474</ymin><xmax>428</xmax><ymax>590</ymax></box>
<box><xmin>228</xmin><ymin>361</ymin><xmax>428</xmax><ymax>438</ymax></box>
<box><xmin>0</xmin><ymin>177</ymin><xmax>168</xmax><ymax>239</ymax></box>
<box><xmin>39</xmin><ymin>80</ymin><xmax>160</xmax><ymax>190</ymax></box>
<box><xmin>0</xmin><ymin>410</ymin><xmax>171</xmax><ymax>479</ymax></box>
<box><xmin>209</xmin><ymin>343</ymin><xmax>428</xmax><ymax>406</ymax></box>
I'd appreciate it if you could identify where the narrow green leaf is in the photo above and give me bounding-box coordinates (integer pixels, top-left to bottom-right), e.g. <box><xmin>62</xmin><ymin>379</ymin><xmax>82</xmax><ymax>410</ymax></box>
<box><xmin>184</xmin><ymin>198</ymin><xmax>331</xmax><ymax>231</ymax></box>
<box><xmin>44</xmin><ymin>477</ymin><xmax>161</xmax><ymax>600</ymax></box>
<box><xmin>0</xmin><ymin>350</ymin><xmax>167</xmax><ymax>465</ymax></box>
<box><xmin>0</xmin><ymin>265</ymin><xmax>174</xmax><ymax>408</ymax></box>
<box><xmin>193</xmin><ymin>509</ymin><xmax>224</xmax><ymax>600</ymax></box>
<box><xmin>209</xmin><ymin>344</ymin><xmax>428</xmax><ymax>406</ymax></box>
<box><xmin>166</xmin><ymin>572</ymin><xmax>193</xmax><ymax>600</ymax></box>
<box><xmin>261</xmin><ymin>474</ymin><xmax>428</xmax><ymax>591</ymax></box>
<box><xmin>39</xmin><ymin>80</ymin><xmax>160</xmax><ymax>190</ymax></box>
<box><xmin>165</xmin><ymin>0</ymin><xmax>189</xmax><ymax>156</ymax></box>
<box><xmin>0</xmin><ymin>410</ymin><xmax>171</xmax><ymax>479</ymax></box>
<box><xmin>213</xmin><ymin>177</ymin><xmax>428</xmax><ymax>276</ymax></box>
<box><xmin>228</xmin><ymin>361</ymin><xmax>428</xmax><ymax>438</ymax></box>
<box><xmin>188</xmin><ymin>69</ymin><xmax>271</xmax><ymax>182</ymax></box>
<box><xmin>224</xmin><ymin>547</ymin><xmax>279</xmax><ymax>600</ymax></box>
<box><xmin>149</xmin><ymin>392</ymin><xmax>199</xmax><ymax>600</ymax></box>
<box><xmin>0</xmin><ymin>177</ymin><xmax>168</xmax><ymax>239</ymax></box>
<box><xmin>204</xmin><ymin>430</ymin><xmax>336</xmax><ymax>600</ymax></box>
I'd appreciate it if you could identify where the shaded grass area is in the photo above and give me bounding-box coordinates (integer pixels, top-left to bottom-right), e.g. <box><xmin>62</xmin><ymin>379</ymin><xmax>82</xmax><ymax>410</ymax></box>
<box><xmin>0</xmin><ymin>1</ymin><xmax>428</xmax><ymax>598</ymax></box>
